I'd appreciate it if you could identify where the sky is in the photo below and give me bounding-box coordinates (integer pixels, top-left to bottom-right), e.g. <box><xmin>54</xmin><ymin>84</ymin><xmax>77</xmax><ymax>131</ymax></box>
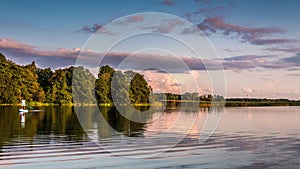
<box><xmin>1</xmin><ymin>0</ymin><xmax>300</xmax><ymax>99</ymax></box>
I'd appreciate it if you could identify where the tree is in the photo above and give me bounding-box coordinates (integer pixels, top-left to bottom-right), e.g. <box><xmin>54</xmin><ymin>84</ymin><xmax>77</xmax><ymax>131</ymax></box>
<box><xmin>52</xmin><ymin>70</ymin><xmax>72</xmax><ymax>104</ymax></box>
<box><xmin>0</xmin><ymin>53</ymin><xmax>153</xmax><ymax>105</ymax></box>
<box><xmin>111</xmin><ymin>71</ymin><xmax>130</xmax><ymax>104</ymax></box>
<box><xmin>37</xmin><ymin>68</ymin><xmax>53</xmax><ymax>97</ymax></box>
<box><xmin>72</xmin><ymin>66</ymin><xmax>96</xmax><ymax>105</ymax></box>
<box><xmin>0</xmin><ymin>54</ymin><xmax>44</xmax><ymax>103</ymax></box>
<box><xmin>95</xmin><ymin>65</ymin><xmax>115</xmax><ymax>104</ymax></box>
<box><xmin>130</xmin><ymin>73</ymin><xmax>150</xmax><ymax>104</ymax></box>
<box><xmin>94</xmin><ymin>66</ymin><xmax>152</xmax><ymax>105</ymax></box>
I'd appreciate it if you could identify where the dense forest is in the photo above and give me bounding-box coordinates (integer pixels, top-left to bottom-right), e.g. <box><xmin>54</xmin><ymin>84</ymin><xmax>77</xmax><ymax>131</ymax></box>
<box><xmin>0</xmin><ymin>53</ymin><xmax>152</xmax><ymax>105</ymax></box>
<box><xmin>2</xmin><ymin>53</ymin><xmax>299</xmax><ymax>106</ymax></box>
<box><xmin>0</xmin><ymin>52</ymin><xmax>225</xmax><ymax>105</ymax></box>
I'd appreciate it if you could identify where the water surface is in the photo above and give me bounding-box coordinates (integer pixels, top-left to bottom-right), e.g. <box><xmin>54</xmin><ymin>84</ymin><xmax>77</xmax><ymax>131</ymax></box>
<box><xmin>0</xmin><ymin>106</ymin><xmax>299</xmax><ymax>168</ymax></box>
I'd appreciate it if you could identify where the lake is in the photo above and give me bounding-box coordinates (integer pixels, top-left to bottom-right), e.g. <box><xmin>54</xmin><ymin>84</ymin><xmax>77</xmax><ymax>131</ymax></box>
<box><xmin>0</xmin><ymin>106</ymin><xmax>299</xmax><ymax>168</ymax></box>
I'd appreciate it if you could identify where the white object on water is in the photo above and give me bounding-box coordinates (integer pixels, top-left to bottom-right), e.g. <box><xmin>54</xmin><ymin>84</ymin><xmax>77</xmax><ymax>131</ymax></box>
<box><xmin>19</xmin><ymin>109</ymin><xmax>28</xmax><ymax>113</ymax></box>
<box><xmin>20</xmin><ymin>113</ymin><xmax>25</xmax><ymax>123</ymax></box>
<box><xmin>30</xmin><ymin>110</ymin><xmax>44</xmax><ymax>112</ymax></box>
<box><xmin>21</xmin><ymin>100</ymin><xmax>26</xmax><ymax>106</ymax></box>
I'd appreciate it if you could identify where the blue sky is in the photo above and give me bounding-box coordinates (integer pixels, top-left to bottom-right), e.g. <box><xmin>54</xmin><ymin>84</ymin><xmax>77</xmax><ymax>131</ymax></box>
<box><xmin>1</xmin><ymin>0</ymin><xmax>300</xmax><ymax>99</ymax></box>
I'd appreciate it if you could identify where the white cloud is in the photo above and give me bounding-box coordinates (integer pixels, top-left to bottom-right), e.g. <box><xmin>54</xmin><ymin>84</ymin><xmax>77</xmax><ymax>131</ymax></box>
<box><xmin>241</xmin><ymin>86</ymin><xmax>254</xmax><ymax>94</ymax></box>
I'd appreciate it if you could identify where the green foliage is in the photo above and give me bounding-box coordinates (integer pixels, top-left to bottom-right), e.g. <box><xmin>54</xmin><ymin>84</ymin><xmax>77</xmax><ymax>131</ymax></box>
<box><xmin>130</xmin><ymin>73</ymin><xmax>150</xmax><ymax>104</ymax></box>
<box><xmin>1</xmin><ymin>53</ymin><xmax>299</xmax><ymax>107</ymax></box>
<box><xmin>72</xmin><ymin>66</ymin><xmax>96</xmax><ymax>105</ymax></box>
<box><xmin>111</xmin><ymin>71</ymin><xmax>130</xmax><ymax>104</ymax></box>
<box><xmin>0</xmin><ymin>54</ymin><xmax>151</xmax><ymax>105</ymax></box>
<box><xmin>94</xmin><ymin>65</ymin><xmax>152</xmax><ymax>105</ymax></box>
<box><xmin>95</xmin><ymin>65</ymin><xmax>115</xmax><ymax>104</ymax></box>
<box><xmin>0</xmin><ymin>54</ymin><xmax>44</xmax><ymax>104</ymax></box>
<box><xmin>0</xmin><ymin>54</ymin><xmax>95</xmax><ymax>104</ymax></box>
<box><xmin>51</xmin><ymin>70</ymin><xmax>72</xmax><ymax>104</ymax></box>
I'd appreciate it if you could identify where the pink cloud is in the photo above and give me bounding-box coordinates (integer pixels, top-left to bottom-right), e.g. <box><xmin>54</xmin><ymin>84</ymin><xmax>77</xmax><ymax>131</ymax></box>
<box><xmin>142</xmin><ymin>70</ymin><xmax>202</xmax><ymax>94</ymax></box>
<box><xmin>242</xmin><ymin>86</ymin><xmax>254</xmax><ymax>94</ymax></box>
<box><xmin>0</xmin><ymin>38</ymin><xmax>81</xmax><ymax>58</ymax></box>
<box><xmin>0</xmin><ymin>38</ymin><xmax>34</xmax><ymax>50</ymax></box>
<box><xmin>247</xmin><ymin>37</ymin><xmax>297</xmax><ymax>45</ymax></box>
<box><xmin>2</xmin><ymin>38</ymin><xmax>300</xmax><ymax>71</ymax></box>
<box><xmin>142</xmin><ymin>70</ymin><xmax>181</xmax><ymax>93</ymax></box>
<box><xmin>161</xmin><ymin>0</ymin><xmax>175</xmax><ymax>6</ymax></box>
<box><xmin>197</xmin><ymin>17</ymin><xmax>296</xmax><ymax>45</ymax></box>
<box><xmin>265</xmin><ymin>47</ymin><xmax>300</xmax><ymax>53</ymax></box>
<box><xmin>198</xmin><ymin>17</ymin><xmax>284</xmax><ymax>35</ymax></box>
<box><xmin>113</xmin><ymin>15</ymin><xmax>145</xmax><ymax>26</ymax></box>
<box><xmin>126</xmin><ymin>15</ymin><xmax>144</xmax><ymax>22</ymax></box>
<box><xmin>139</xmin><ymin>19</ymin><xmax>184</xmax><ymax>34</ymax></box>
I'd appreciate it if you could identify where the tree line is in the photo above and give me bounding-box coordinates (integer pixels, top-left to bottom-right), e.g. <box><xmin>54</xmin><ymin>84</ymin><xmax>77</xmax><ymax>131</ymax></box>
<box><xmin>0</xmin><ymin>53</ymin><xmax>152</xmax><ymax>105</ymax></box>
<box><xmin>6</xmin><ymin>53</ymin><xmax>296</xmax><ymax>107</ymax></box>
<box><xmin>154</xmin><ymin>92</ymin><xmax>225</xmax><ymax>101</ymax></box>
<box><xmin>0</xmin><ymin>53</ymin><xmax>225</xmax><ymax>105</ymax></box>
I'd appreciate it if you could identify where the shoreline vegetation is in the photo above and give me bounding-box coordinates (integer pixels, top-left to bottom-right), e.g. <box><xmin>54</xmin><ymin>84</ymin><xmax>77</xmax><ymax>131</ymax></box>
<box><xmin>1</xmin><ymin>53</ymin><xmax>300</xmax><ymax>107</ymax></box>
<box><xmin>1</xmin><ymin>99</ymin><xmax>300</xmax><ymax>107</ymax></box>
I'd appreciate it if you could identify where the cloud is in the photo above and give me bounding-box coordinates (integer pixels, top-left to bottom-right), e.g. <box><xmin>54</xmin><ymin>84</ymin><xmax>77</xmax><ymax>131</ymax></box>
<box><xmin>142</xmin><ymin>69</ymin><xmax>204</xmax><ymax>94</ymax></box>
<box><xmin>223</xmin><ymin>55</ymin><xmax>271</xmax><ymax>61</ymax></box>
<box><xmin>242</xmin><ymin>86</ymin><xmax>254</xmax><ymax>94</ymax></box>
<box><xmin>181</xmin><ymin>28</ymin><xmax>198</xmax><ymax>35</ymax></box>
<box><xmin>0</xmin><ymin>38</ymin><xmax>82</xmax><ymax>58</ymax></box>
<box><xmin>280</xmin><ymin>53</ymin><xmax>300</xmax><ymax>65</ymax></box>
<box><xmin>0</xmin><ymin>38</ymin><xmax>99</xmax><ymax>68</ymax></box>
<box><xmin>287</xmin><ymin>73</ymin><xmax>300</xmax><ymax>77</ymax></box>
<box><xmin>248</xmin><ymin>38</ymin><xmax>296</xmax><ymax>45</ymax></box>
<box><xmin>143</xmin><ymin>70</ymin><xmax>181</xmax><ymax>93</ymax></box>
<box><xmin>79</xmin><ymin>23</ymin><xmax>114</xmax><ymax>35</ymax></box>
<box><xmin>125</xmin><ymin>15</ymin><xmax>144</xmax><ymax>23</ymax></box>
<box><xmin>2</xmin><ymin>38</ymin><xmax>300</xmax><ymax>71</ymax></box>
<box><xmin>198</xmin><ymin>6</ymin><xmax>225</xmax><ymax>14</ymax></box>
<box><xmin>155</xmin><ymin>19</ymin><xmax>184</xmax><ymax>33</ymax></box>
<box><xmin>224</xmin><ymin>48</ymin><xmax>241</xmax><ymax>53</ymax></box>
<box><xmin>142</xmin><ymin>19</ymin><xmax>184</xmax><ymax>34</ymax></box>
<box><xmin>139</xmin><ymin>19</ymin><xmax>184</xmax><ymax>34</ymax></box>
<box><xmin>222</xmin><ymin>53</ymin><xmax>300</xmax><ymax>70</ymax></box>
<box><xmin>101</xmin><ymin>52</ymin><xmax>208</xmax><ymax>72</ymax></box>
<box><xmin>265</xmin><ymin>47</ymin><xmax>300</xmax><ymax>53</ymax></box>
<box><xmin>194</xmin><ymin>0</ymin><xmax>211</xmax><ymax>4</ymax></box>
<box><xmin>79</xmin><ymin>15</ymin><xmax>144</xmax><ymax>35</ymax></box>
<box><xmin>113</xmin><ymin>15</ymin><xmax>145</xmax><ymax>25</ymax></box>
<box><xmin>198</xmin><ymin>17</ymin><xmax>284</xmax><ymax>35</ymax></box>
<box><xmin>222</xmin><ymin>54</ymin><xmax>295</xmax><ymax>70</ymax></box>
<box><xmin>194</xmin><ymin>6</ymin><xmax>225</xmax><ymax>17</ymax></box>
<box><xmin>184</xmin><ymin>6</ymin><xmax>225</xmax><ymax>21</ymax></box>
<box><xmin>189</xmin><ymin>70</ymin><xmax>201</xmax><ymax>79</ymax></box>
<box><xmin>80</xmin><ymin>23</ymin><xmax>103</xmax><ymax>33</ymax></box>
<box><xmin>161</xmin><ymin>0</ymin><xmax>175</xmax><ymax>6</ymax></box>
<box><xmin>197</xmin><ymin>17</ymin><xmax>296</xmax><ymax>45</ymax></box>
<box><xmin>0</xmin><ymin>38</ymin><xmax>205</xmax><ymax>71</ymax></box>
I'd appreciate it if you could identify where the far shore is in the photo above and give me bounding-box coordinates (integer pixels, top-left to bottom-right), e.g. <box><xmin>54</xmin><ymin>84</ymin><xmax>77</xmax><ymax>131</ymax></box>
<box><xmin>1</xmin><ymin>100</ymin><xmax>300</xmax><ymax>107</ymax></box>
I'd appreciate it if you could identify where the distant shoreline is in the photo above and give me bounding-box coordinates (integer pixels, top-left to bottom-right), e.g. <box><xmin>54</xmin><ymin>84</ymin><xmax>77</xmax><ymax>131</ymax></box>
<box><xmin>1</xmin><ymin>100</ymin><xmax>300</xmax><ymax>107</ymax></box>
<box><xmin>161</xmin><ymin>100</ymin><xmax>300</xmax><ymax>107</ymax></box>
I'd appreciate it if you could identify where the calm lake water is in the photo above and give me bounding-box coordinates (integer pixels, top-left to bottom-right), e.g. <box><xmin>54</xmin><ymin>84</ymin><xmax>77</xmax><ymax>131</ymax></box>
<box><xmin>0</xmin><ymin>106</ymin><xmax>299</xmax><ymax>169</ymax></box>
